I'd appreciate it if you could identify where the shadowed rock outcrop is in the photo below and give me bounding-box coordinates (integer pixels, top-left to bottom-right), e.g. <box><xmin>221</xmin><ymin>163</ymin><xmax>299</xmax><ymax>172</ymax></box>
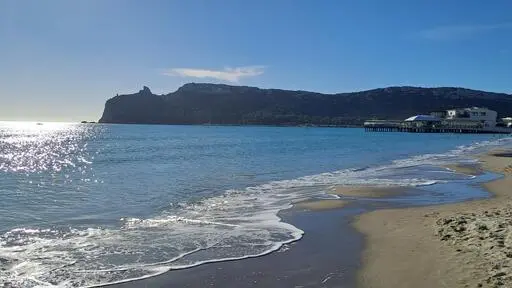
<box><xmin>99</xmin><ymin>83</ymin><xmax>512</xmax><ymax>126</ymax></box>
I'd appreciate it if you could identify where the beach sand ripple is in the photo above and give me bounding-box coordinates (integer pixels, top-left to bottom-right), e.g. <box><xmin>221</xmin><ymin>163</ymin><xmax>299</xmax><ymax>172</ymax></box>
<box><xmin>436</xmin><ymin>207</ymin><xmax>512</xmax><ymax>287</ymax></box>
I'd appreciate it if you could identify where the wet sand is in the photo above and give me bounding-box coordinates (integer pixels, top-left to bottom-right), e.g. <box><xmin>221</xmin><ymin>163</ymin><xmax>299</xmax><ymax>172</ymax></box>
<box><xmin>106</xmin><ymin>204</ymin><xmax>365</xmax><ymax>288</ymax></box>
<box><xmin>105</xmin><ymin>184</ymin><xmax>405</xmax><ymax>288</ymax></box>
<box><xmin>294</xmin><ymin>199</ymin><xmax>350</xmax><ymax>210</ymax></box>
<box><xmin>356</xmin><ymin>150</ymin><xmax>512</xmax><ymax>288</ymax></box>
<box><xmin>444</xmin><ymin>163</ymin><xmax>483</xmax><ymax>176</ymax></box>
<box><xmin>331</xmin><ymin>186</ymin><xmax>407</xmax><ymax>198</ymax></box>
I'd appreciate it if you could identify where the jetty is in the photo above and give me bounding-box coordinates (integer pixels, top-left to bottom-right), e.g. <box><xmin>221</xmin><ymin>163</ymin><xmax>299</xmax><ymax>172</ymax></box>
<box><xmin>364</xmin><ymin>108</ymin><xmax>512</xmax><ymax>134</ymax></box>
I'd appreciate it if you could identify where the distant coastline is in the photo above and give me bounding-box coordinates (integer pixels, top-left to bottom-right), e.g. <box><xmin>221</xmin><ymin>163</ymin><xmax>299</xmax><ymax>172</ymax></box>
<box><xmin>98</xmin><ymin>83</ymin><xmax>512</xmax><ymax>126</ymax></box>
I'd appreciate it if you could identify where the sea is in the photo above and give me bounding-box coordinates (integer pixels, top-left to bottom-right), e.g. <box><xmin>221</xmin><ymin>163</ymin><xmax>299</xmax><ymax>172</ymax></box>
<box><xmin>0</xmin><ymin>122</ymin><xmax>511</xmax><ymax>287</ymax></box>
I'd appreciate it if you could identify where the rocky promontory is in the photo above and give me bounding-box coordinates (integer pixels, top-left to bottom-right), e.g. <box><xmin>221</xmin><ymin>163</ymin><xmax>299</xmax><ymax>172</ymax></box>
<box><xmin>99</xmin><ymin>83</ymin><xmax>512</xmax><ymax>125</ymax></box>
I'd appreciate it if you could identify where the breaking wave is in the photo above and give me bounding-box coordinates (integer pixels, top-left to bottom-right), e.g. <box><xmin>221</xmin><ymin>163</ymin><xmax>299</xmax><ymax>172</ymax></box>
<box><xmin>1</xmin><ymin>136</ymin><xmax>510</xmax><ymax>287</ymax></box>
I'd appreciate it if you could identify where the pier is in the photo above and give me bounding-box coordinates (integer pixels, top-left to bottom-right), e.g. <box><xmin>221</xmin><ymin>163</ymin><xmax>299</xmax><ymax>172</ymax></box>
<box><xmin>364</xmin><ymin>120</ymin><xmax>512</xmax><ymax>134</ymax></box>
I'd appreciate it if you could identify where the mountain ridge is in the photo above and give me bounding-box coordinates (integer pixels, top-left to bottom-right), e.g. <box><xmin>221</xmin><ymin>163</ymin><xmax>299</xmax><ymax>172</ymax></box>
<box><xmin>99</xmin><ymin>83</ymin><xmax>512</xmax><ymax>126</ymax></box>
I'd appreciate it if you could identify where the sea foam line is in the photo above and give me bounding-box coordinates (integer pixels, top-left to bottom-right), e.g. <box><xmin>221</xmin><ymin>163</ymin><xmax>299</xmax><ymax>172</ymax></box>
<box><xmin>82</xmin><ymin>223</ymin><xmax>304</xmax><ymax>288</ymax></box>
<box><xmin>2</xmin><ymin>136</ymin><xmax>511</xmax><ymax>288</ymax></box>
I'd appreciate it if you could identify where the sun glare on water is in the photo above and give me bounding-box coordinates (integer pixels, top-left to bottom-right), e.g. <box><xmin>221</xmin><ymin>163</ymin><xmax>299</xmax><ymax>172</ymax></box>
<box><xmin>0</xmin><ymin>121</ymin><xmax>94</xmax><ymax>173</ymax></box>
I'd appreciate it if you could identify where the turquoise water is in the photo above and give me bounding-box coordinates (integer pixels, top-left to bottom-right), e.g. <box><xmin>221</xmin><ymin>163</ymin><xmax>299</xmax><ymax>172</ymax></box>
<box><xmin>0</xmin><ymin>122</ymin><xmax>510</xmax><ymax>287</ymax></box>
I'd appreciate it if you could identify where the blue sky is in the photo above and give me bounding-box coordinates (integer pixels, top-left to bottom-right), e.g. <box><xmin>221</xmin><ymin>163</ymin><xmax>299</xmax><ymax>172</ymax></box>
<box><xmin>1</xmin><ymin>0</ymin><xmax>511</xmax><ymax>121</ymax></box>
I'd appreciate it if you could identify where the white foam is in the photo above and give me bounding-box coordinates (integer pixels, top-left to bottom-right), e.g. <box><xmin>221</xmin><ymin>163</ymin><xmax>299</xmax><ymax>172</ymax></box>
<box><xmin>2</xmin><ymin>136</ymin><xmax>511</xmax><ymax>287</ymax></box>
<box><xmin>121</xmin><ymin>216</ymin><xmax>240</xmax><ymax>229</ymax></box>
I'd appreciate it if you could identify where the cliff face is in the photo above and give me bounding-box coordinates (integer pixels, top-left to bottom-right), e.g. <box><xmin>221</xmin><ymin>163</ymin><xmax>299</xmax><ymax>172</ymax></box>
<box><xmin>99</xmin><ymin>86</ymin><xmax>166</xmax><ymax>124</ymax></box>
<box><xmin>99</xmin><ymin>83</ymin><xmax>512</xmax><ymax>125</ymax></box>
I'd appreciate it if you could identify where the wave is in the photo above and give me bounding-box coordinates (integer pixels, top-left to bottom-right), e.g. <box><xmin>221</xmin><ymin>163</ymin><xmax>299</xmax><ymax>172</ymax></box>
<box><xmin>1</xmin><ymin>136</ymin><xmax>510</xmax><ymax>287</ymax></box>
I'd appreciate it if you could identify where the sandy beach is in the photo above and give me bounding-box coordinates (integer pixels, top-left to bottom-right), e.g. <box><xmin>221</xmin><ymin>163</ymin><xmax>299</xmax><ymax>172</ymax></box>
<box><xmin>355</xmin><ymin>150</ymin><xmax>512</xmax><ymax>288</ymax></box>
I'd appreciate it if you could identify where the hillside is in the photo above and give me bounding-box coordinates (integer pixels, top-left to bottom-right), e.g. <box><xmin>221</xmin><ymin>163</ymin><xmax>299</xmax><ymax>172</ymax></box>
<box><xmin>98</xmin><ymin>84</ymin><xmax>512</xmax><ymax>126</ymax></box>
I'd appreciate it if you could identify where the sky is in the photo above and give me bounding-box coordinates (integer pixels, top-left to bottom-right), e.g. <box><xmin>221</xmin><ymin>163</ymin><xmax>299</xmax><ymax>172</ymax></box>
<box><xmin>1</xmin><ymin>0</ymin><xmax>511</xmax><ymax>121</ymax></box>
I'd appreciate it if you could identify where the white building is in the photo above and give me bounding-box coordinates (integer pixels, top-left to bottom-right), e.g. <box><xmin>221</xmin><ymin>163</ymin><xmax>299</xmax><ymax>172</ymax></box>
<box><xmin>502</xmin><ymin>117</ymin><xmax>512</xmax><ymax>127</ymax></box>
<box><xmin>446</xmin><ymin>107</ymin><xmax>497</xmax><ymax>127</ymax></box>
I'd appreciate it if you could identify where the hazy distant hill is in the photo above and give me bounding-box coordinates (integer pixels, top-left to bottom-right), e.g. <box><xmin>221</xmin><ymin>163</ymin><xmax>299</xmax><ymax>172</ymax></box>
<box><xmin>99</xmin><ymin>83</ymin><xmax>512</xmax><ymax>126</ymax></box>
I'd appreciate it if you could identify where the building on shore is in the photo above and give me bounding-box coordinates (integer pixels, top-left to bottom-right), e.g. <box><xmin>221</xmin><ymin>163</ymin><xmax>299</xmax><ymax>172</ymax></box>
<box><xmin>444</xmin><ymin>107</ymin><xmax>497</xmax><ymax>127</ymax></box>
<box><xmin>365</xmin><ymin>107</ymin><xmax>510</xmax><ymax>134</ymax></box>
<box><xmin>403</xmin><ymin>115</ymin><xmax>441</xmax><ymax>128</ymax></box>
<box><xmin>427</xmin><ymin>107</ymin><xmax>497</xmax><ymax>128</ymax></box>
<box><xmin>501</xmin><ymin>117</ymin><xmax>512</xmax><ymax>127</ymax></box>
<box><xmin>430</xmin><ymin>111</ymin><xmax>447</xmax><ymax>119</ymax></box>
<box><xmin>428</xmin><ymin>107</ymin><xmax>498</xmax><ymax>128</ymax></box>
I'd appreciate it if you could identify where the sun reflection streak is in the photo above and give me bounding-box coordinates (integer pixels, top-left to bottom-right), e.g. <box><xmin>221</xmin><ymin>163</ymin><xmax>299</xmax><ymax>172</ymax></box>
<box><xmin>0</xmin><ymin>122</ymin><xmax>94</xmax><ymax>173</ymax></box>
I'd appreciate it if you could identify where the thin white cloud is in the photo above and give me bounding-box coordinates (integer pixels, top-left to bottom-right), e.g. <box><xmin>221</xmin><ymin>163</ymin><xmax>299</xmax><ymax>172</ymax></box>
<box><xmin>163</xmin><ymin>66</ymin><xmax>265</xmax><ymax>82</ymax></box>
<box><xmin>420</xmin><ymin>23</ymin><xmax>512</xmax><ymax>40</ymax></box>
